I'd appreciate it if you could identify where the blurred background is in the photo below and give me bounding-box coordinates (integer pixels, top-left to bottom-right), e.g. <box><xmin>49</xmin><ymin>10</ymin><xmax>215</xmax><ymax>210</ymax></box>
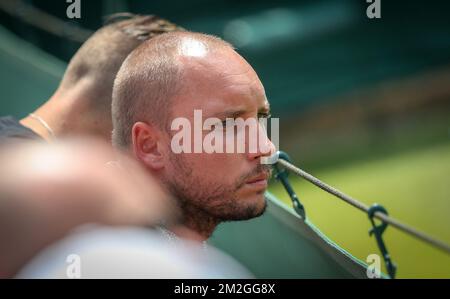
<box><xmin>0</xmin><ymin>0</ymin><xmax>449</xmax><ymax>278</ymax></box>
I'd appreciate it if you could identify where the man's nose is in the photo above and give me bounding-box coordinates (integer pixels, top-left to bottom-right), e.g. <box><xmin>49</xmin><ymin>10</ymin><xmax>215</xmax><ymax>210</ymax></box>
<box><xmin>247</xmin><ymin>121</ymin><xmax>276</xmax><ymax>161</ymax></box>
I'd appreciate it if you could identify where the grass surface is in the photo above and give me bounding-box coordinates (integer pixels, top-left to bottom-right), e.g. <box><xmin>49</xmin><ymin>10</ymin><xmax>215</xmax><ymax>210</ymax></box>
<box><xmin>270</xmin><ymin>141</ymin><xmax>450</xmax><ymax>278</ymax></box>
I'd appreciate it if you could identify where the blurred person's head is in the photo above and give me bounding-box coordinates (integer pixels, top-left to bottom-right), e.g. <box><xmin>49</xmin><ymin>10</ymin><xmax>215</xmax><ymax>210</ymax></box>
<box><xmin>20</xmin><ymin>13</ymin><xmax>184</xmax><ymax>141</ymax></box>
<box><xmin>0</xmin><ymin>138</ymin><xmax>177</xmax><ymax>278</ymax></box>
<box><xmin>112</xmin><ymin>32</ymin><xmax>275</xmax><ymax>239</ymax></box>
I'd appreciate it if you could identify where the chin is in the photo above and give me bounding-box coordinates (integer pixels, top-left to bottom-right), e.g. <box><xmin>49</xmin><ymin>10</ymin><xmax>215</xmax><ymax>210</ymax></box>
<box><xmin>240</xmin><ymin>192</ymin><xmax>267</xmax><ymax>219</ymax></box>
<box><xmin>254</xmin><ymin>192</ymin><xmax>267</xmax><ymax>213</ymax></box>
<box><xmin>215</xmin><ymin>192</ymin><xmax>267</xmax><ymax>221</ymax></box>
<box><xmin>247</xmin><ymin>189</ymin><xmax>267</xmax><ymax>203</ymax></box>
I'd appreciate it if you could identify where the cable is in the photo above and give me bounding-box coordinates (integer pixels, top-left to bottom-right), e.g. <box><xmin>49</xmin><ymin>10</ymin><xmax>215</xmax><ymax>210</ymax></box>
<box><xmin>277</xmin><ymin>158</ymin><xmax>450</xmax><ymax>255</ymax></box>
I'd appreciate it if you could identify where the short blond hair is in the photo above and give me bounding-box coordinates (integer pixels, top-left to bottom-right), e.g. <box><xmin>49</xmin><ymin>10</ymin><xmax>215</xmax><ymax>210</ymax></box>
<box><xmin>111</xmin><ymin>31</ymin><xmax>233</xmax><ymax>148</ymax></box>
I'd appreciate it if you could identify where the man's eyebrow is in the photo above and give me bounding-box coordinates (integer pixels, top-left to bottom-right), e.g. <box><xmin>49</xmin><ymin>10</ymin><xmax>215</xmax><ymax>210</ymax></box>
<box><xmin>206</xmin><ymin>102</ymin><xmax>270</xmax><ymax>119</ymax></box>
<box><xmin>208</xmin><ymin>109</ymin><xmax>247</xmax><ymax>119</ymax></box>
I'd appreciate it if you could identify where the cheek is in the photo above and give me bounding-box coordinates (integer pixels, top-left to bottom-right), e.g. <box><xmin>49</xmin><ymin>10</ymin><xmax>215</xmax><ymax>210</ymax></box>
<box><xmin>187</xmin><ymin>153</ymin><xmax>244</xmax><ymax>182</ymax></box>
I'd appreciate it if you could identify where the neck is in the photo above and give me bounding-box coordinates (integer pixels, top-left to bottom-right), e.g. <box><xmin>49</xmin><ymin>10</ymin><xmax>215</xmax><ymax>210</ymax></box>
<box><xmin>20</xmin><ymin>99</ymin><xmax>62</xmax><ymax>141</ymax></box>
<box><xmin>20</xmin><ymin>90</ymin><xmax>108</xmax><ymax>141</ymax></box>
<box><xmin>178</xmin><ymin>204</ymin><xmax>220</xmax><ymax>241</ymax></box>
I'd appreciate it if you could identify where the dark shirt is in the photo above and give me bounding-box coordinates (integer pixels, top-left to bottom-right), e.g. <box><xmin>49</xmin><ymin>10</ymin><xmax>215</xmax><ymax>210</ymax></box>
<box><xmin>0</xmin><ymin>116</ymin><xmax>41</xmax><ymax>143</ymax></box>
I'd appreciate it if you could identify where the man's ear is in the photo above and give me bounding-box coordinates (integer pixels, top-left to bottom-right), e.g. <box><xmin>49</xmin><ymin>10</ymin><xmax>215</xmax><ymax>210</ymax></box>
<box><xmin>131</xmin><ymin>122</ymin><xmax>165</xmax><ymax>170</ymax></box>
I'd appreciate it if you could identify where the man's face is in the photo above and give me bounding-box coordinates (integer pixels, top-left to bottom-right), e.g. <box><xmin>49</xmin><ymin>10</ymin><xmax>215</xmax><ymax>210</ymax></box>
<box><xmin>161</xmin><ymin>46</ymin><xmax>275</xmax><ymax>221</ymax></box>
